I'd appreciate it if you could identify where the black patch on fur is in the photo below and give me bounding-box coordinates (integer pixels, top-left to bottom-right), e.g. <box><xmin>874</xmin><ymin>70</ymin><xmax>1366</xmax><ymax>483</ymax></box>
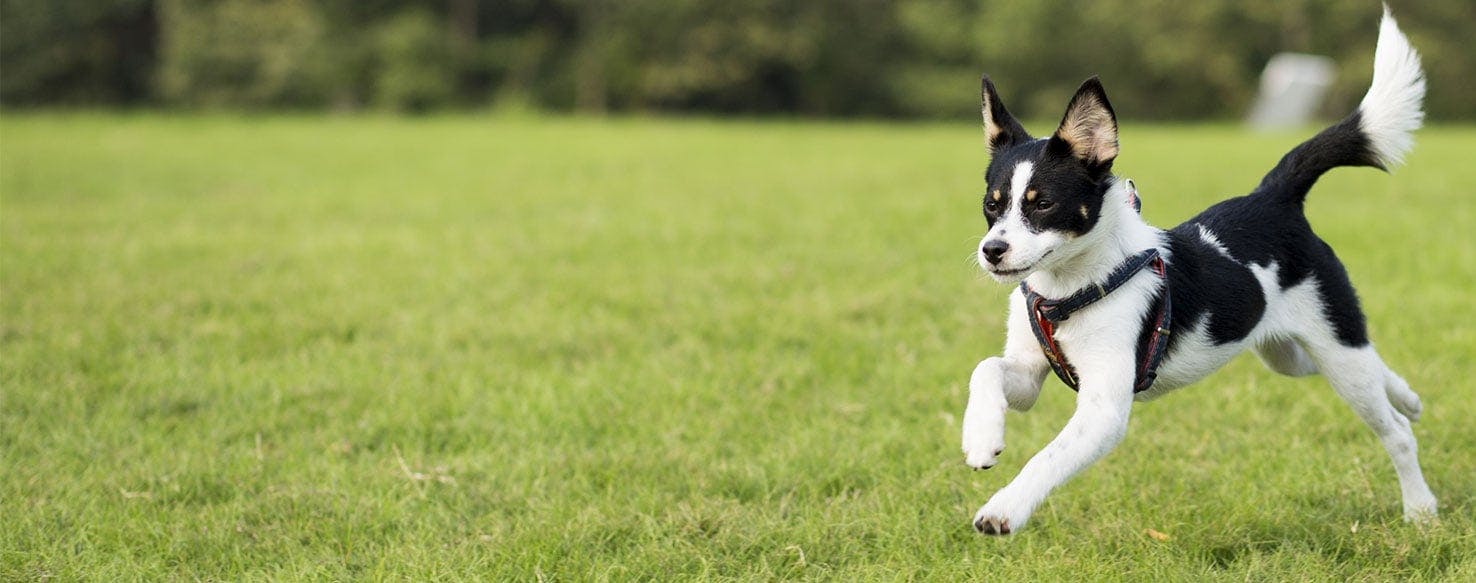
<box><xmin>1155</xmin><ymin>108</ymin><xmax>1386</xmax><ymax>350</ymax></box>
<box><xmin>1165</xmin><ymin>195</ymin><xmax>1369</xmax><ymax>348</ymax></box>
<box><xmin>1158</xmin><ymin>227</ymin><xmax>1265</xmax><ymax>349</ymax></box>
<box><xmin>981</xmin><ymin>77</ymin><xmax>1119</xmax><ymax>236</ymax></box>
<box><xmin>981</xmin><ymin>141</ymin><xmax>1107</xmax><ymax>236</ymax></box>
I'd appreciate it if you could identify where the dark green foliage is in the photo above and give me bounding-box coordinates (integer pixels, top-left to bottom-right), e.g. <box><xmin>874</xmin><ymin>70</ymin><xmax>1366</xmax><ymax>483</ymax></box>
<box><xmin>371</xmin><ymin>9</ymin><xmax>455</xmax><ymax>112</ymax></box>
<box><xmin>154</xmin><ymin>0</ymin><xmax>326</xmax><ymax>108</ymax></box>
<box><xmin>1</xmin><ymin>1</ymin><xmax>1474</xmax><ymax>118</ymax></box>
<box><xmin>0</xmin><ymin>0</ymin><xmax>157</xmax><ymax>105</ymax></box>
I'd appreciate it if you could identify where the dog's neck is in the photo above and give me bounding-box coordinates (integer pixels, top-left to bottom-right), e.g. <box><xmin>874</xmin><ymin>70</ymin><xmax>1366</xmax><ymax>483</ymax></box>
<box><xmin>1025</xmin><ymin>178</ymin><xmax>1166</xmax><ymax>298</ymax></box>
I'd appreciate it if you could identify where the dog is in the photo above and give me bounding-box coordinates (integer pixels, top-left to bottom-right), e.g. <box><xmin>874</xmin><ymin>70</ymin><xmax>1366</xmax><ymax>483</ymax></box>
<box><xmin>960</xmin><ymin>7</ymin><xmax>1436</xmax><ymax>534</ymax></box>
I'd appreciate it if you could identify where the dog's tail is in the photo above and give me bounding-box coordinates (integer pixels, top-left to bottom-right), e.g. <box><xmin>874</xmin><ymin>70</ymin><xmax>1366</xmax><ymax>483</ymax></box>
<box><xmin>1255</xmin><ymin>6</ymin><xmax>1424</xmax><ymax>206</ymax></box>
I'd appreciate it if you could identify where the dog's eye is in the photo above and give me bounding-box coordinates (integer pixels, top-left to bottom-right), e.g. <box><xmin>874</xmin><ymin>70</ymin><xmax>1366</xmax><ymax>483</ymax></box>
<box><xmin>984</xmin><ymin>198</ymin><xmax>1000</xmax><ymax>213</ymax></box>
<box><xmin>1035</xmin><ymin>199</ymin><xmax>1055</xmax><ymax>211</ymax></box>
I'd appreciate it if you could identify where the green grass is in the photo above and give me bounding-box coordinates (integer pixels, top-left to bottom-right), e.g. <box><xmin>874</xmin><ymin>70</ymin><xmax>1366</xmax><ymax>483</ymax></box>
<box><xmin>2</xmin><ymin>114</ymin><xmax>1473</xmax><ymax>580</ymax></box>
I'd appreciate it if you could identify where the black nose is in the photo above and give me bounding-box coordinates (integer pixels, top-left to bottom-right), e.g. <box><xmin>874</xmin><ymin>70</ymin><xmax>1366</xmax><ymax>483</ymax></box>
<box><xmin>981</xmin><ymin>240</ymin><xmax>1009</xmax><ymax>265</ymax></box>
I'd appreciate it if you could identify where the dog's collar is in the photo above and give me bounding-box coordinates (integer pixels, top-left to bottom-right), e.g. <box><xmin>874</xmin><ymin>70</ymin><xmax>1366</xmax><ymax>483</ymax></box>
<box><xmin>1019</xmin><ymin>248</ymin><xmax>1172</xmax><ymax>393</ymax></box>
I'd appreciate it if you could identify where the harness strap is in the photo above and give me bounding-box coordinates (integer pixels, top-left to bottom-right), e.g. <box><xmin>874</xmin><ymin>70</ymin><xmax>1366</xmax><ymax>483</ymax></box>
<box><xmin>1031</xmin><ymin>249</ymin><xmax>1160</xmax><ymax>322</ymax></box>
<box><xmin>1134</xmin><ymin>257</ymin><xmax>1172</xmax><ymax>392</ymax></box>
<box><xmin>1020</xmin><ymin>249</ymin><xmax>1172</xmax><ymax>393</ymax></box>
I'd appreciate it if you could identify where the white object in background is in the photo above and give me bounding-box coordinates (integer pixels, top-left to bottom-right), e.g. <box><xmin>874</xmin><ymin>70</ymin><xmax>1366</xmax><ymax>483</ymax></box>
<box><xmin>1247</xmin><ymin>53</ymin><xmax>1336</xmax><ymax>130</ymax></box>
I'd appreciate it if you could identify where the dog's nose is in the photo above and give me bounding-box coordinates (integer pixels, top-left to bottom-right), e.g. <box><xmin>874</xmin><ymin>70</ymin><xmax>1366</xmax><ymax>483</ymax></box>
<box><xmin>981</xmin><ymin>240</ymin><xmax>1009</xmax><ymax>265</ymax></box>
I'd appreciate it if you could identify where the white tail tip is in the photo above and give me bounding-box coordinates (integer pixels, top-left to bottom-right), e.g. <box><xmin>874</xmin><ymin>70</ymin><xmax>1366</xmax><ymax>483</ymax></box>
<box><xmin>1358</xmin><ymin>6</ymin><xmax>1426</xmax><ymax>169</ymax></box>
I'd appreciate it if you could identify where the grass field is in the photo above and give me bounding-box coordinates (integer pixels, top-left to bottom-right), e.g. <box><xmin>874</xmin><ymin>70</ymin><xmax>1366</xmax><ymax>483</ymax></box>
<box><xmin>2</xmin><ymin>114</ymin><xmax>1474</xmax><ymax>580</ymax></box>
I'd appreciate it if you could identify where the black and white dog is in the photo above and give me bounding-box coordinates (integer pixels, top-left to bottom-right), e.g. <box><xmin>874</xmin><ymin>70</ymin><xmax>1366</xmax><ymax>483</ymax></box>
<box><xmin>961</xmin><ymin>8</ymin><xmax>1436</xmax><ymax>534</ymax></box>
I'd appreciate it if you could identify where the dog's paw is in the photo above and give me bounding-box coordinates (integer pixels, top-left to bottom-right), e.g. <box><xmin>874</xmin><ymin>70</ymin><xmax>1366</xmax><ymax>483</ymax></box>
<box><xmin>1403</xmin><ymin>496</ymin><xmax>1438</xmax><ymax>524</ymax></box>
<box><xmin>962</xmin><ymin>360</ymin><xmax>1008</xmax><ymax>470</ymax></box>
<box><xmin>961</xmin><ymin>419</ymin><xmax>1004</xmax><ymax>470</ymax></box>
<box><xmin>972</xmin><ymin>489</ymin><xmax>1034</xmax><ymax>535</ymax></box>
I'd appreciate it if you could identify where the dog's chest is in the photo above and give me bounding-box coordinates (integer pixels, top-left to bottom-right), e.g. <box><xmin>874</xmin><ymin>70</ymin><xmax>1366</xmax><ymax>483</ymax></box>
<box><xmin>1038</xmin><ymin>270</ymin><xmax>1253</xmax><ymax>397</ymax></box>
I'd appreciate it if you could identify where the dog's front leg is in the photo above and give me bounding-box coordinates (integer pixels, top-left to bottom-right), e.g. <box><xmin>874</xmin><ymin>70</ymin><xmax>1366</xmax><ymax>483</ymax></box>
<box><xmin>963</xmin><ymin>291</ymin><xmax>1049</xmax><ymax>469</ymax></box>
<box><xmin>962</xmin><ymin>356</ymin><xmax>1045</xmax><ymax>469</ymax></box>
<box><xmin>972</xmin><ymin>360</ymin><xmax>1134</xmax><ymax>534</ymax></box>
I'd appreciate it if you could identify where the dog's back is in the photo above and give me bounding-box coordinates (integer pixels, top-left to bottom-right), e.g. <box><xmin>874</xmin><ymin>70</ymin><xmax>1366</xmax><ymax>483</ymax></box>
<box><xmin>1147</xmin><ymin>7</ymin><xmax>1426</xmax><ymax>394</ymax></box>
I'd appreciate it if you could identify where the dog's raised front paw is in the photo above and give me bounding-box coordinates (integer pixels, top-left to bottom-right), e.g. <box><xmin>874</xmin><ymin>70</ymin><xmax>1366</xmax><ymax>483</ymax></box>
<box><xmin>962</xmin><ymin>360</ymin><xmax>1008</xmax><ymax>469</ymax></box>
<box><xmin>972</xmin><ymin>489</ymin><xmax>1034</xmax><ymax>535</ymax></box>
<box><xmin>961</xmin><ymin>423</ymin><xmax>1004</xmax><ymax>470</ymax></box>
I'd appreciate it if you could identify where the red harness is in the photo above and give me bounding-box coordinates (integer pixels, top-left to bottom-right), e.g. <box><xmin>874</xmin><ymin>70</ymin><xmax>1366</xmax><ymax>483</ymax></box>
<box><xmin>1020</xmin><ymin>249</ymin><xmax>1172</xmax><ymax>393</ymax></box>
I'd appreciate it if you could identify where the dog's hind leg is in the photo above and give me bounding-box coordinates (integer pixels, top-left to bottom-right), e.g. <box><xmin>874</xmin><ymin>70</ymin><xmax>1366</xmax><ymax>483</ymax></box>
<box><xmin>1305</xmin><ymin>339</ymin><xmax>1437</xmax><ymax>521</ymax></box>
<box><xmin>1254</xmin><ymin>337</ymin><xmax>1319</xmax><ymax>377</ymax></box>
<box><xmin>1383</xmin><ymin>367</ymin><xmax>1422</xmax><ymax>422</ymax></box>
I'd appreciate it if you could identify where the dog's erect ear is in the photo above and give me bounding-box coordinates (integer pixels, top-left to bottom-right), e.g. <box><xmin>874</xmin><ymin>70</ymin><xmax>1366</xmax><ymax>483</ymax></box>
<box><xmin>1048</xmin><ymin>77</ymin><xmax>1119</xmax><ymax>170</ymax></box>
<box><xmin>981</xmin><ymin>75</ymin><xmax>1031</xmax><ymax>154</ymax></box>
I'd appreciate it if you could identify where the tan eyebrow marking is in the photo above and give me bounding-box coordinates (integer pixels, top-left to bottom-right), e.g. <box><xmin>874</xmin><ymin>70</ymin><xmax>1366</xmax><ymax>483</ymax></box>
<box><xmin>1079</xmin><ymin>205</ymin><xmax>1089</xmax><ymax>219</ymax></box>
<box><xmin>1026</xmin><ymin>189</ymin><xmax>1038</xmax><ymax>202</ymax></box>
<box><xmin>991</xmin><ymin>190</ymin><xmax>1002</xmax><ymax>201</ymax></box>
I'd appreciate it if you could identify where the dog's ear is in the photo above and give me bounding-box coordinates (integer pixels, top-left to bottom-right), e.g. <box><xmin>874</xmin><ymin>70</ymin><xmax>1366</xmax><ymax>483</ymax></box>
<box><xmin>1048</xmin><ymin>77</ymin><xmax>1119</xmax><ymax>171</ymax></box>
<box><xmin>981</xmin><ymin>75</ymin><xmax>1030</xmax><ymax>154</ymax></box>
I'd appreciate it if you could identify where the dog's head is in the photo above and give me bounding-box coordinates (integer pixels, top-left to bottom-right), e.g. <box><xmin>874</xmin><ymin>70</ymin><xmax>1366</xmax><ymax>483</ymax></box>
<box><xmin>976</xmin><ymin>76</ymin><xmax>1120</xmax><ymax>282</ymax></box>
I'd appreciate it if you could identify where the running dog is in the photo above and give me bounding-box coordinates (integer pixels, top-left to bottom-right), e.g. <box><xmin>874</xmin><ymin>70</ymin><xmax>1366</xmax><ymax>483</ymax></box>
<box><xmin>961</xmin><ymin>7</ymin><xmax>1436</xmax><ymax>534</ymax></box>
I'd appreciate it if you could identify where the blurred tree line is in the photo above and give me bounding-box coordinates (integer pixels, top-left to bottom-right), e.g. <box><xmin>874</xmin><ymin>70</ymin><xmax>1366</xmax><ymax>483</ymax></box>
<box><xmin>2</xmin><ymin>0</ymin><xmax>1473</xmax><ymax>120</ymax></box>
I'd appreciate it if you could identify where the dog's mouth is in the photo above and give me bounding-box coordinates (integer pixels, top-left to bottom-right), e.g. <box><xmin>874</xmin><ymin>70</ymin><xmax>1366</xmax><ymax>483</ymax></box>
<box><xmin>988</xmin><ymin>250</ymin><xmax>1053</xmax><ymax>278</ymax></box>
